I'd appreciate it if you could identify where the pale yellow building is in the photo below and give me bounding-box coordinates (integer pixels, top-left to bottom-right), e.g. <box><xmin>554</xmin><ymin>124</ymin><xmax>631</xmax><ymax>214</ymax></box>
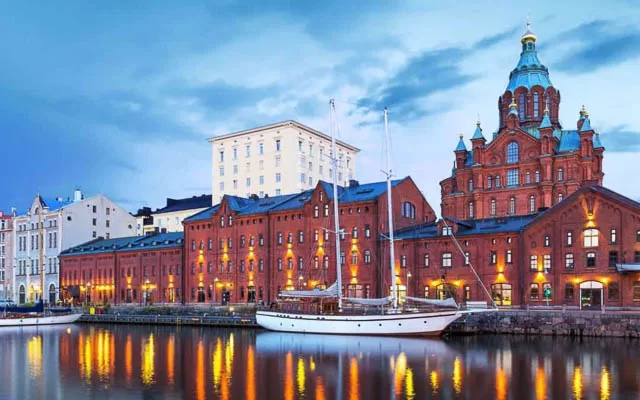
<box><xmin>209</xmin><ymin>120</ymin><xmax>360</xmax><ymax>203</ymax></box>
<box><xmin>134</xmin><ymin>194</ymin><xmax>211</xmax><ymax>235</ymax></box>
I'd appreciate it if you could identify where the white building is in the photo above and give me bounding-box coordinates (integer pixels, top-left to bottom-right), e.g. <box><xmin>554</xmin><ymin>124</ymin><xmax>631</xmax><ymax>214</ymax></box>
<box><xmin>134</xmin><ymin>194</ymin><xmax>212</xmax><ymax>235</ymax></box>
<box><xmin>13</xmin><ymin>191</ymin><xmax>136</xmax><ymax>304</ymax></box>
<box><xmin>210</xmin><ymin>120</ymin><xmax>360</xmax><ymax>203</ymax></box>
<box><xmin>0</xmin><ymin>211</ymin><xmax>14</xmax><ymax>300</ymax></box>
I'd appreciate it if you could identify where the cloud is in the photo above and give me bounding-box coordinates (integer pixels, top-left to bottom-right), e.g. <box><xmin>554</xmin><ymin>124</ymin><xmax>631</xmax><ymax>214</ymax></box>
<box><xmin>601</xmin><ymin>125</ymin><xmax>640</xmax><ymax>152</ymax></box>
<box><xmin>552</xmin><ymin>20</ymin><xmax>640</xmax><ymax>73</ymax></box>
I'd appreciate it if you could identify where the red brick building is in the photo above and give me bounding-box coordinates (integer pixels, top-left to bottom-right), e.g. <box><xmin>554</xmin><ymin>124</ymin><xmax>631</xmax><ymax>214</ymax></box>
<box><xmin>182</xmin><ymin>177</ymin><xmax>435</xmax><ymax>305</ymax></box>
<box><xmin>440</xmin><ymin>27</ymin><xmax>604</xmax><ymax>220</ymax></box>
<box><xmin>59</xmin><ymin>232</ymin><xmax>184</xmax><ymax>305</ymax></box>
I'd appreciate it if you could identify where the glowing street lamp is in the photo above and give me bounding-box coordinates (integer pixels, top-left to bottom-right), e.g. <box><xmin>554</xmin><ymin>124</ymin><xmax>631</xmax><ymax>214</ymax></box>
<box><xmin>144</xmin><ymin>279</ymin><xmax>151</xmax><ymax>306</ymax></box>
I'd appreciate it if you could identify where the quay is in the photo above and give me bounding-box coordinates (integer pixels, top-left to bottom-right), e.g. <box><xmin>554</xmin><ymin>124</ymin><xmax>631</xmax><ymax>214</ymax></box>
<box><xmin>80</xmin><ymin>313</ymin><xmax>259</xmax><ymax>328</ymax></box>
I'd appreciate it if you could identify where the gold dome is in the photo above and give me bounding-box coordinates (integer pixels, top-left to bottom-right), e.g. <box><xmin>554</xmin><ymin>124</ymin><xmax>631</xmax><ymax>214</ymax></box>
<box><xmin>579</xmin><ymin>104</ymin><xmax>589</xmax><ymax>117</ymax></box>
<box><xmin>521</xmin><ymin>20</ymin><xmax>537</xmax><ymax>43</ymax></box>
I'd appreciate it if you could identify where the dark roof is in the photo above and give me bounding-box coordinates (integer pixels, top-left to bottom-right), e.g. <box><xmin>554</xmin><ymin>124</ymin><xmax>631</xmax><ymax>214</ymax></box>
<box><xmin>154</xmin><ymin>195</ymin><xmax>212</xmax><ymax>215</ymax></box>
<box><xmin>60</xmin><ymin>232</ymin><xmax>184</xmax><ymax>256</ymax></box>
<box><xmin>184</xmin><ymin>177</ymin><xmax>410</xmax><ymax>222</ymax></box>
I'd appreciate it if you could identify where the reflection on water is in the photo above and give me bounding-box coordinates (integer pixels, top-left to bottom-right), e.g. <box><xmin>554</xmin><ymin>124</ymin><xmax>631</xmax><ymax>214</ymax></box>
<box><xmin>0</xmin><ymin>325</ymin><xmax>637</xmax><ymax>399</ymax></box>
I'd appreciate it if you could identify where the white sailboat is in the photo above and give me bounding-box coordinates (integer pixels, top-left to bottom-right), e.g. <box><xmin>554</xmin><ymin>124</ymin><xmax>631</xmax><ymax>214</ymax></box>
<box><xmin>256</xmin><ymin>101</ymin><xmax>494</xmax><ymax>336</ymax></box>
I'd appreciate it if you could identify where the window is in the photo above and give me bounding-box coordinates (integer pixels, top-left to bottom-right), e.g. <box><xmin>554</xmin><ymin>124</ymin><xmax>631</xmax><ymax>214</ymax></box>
<box><xmin>490</xmin><ymin>251</ymin><xmax>497</xmax><ymax>265</ymax></box>
<box><xmin>351</xmin><ymin>251</ymin><xmax>359</xmax><ymax>264</ymax></box>
<box><xmin>495</xmin><ymin>176</ymin><xmax>501</xmax><ymax>188</ymax></box>
<box><xmin>468</xmin><ymin>179</ymin><xmax>473</xmax><ymax>192</ymax></box>
<box><xmin>491</xmin><ymin>283</ymin><xmax>513</xmax><ymax>306</ymax></box>
<box><xmin>506</xmin><ymin>250</ymin><xmax>512</xmax><ymax>264</ymax></box>
<box><xmin>233</xmin><ymin>148</ymin><xmax>238</xmax><ymax>159</ymax></box>
<box><xmin>529</xmin><ymin>195</ymin><xmax>535</xmax><ymax>214</ymax></box>
<box><xmin>609</xmin><ymin>251</ymin><xmax>618</xmax><ymax>268</ymax></box>
<box><xmin>323</xmin><ymin>204</ymin><xmax>329</xmax><ymax>217</ymax></box>
<box><xmin>637</xmin><ymin>230</ymin><xmax>640</xmax><ymax>242</ymax></box>
<box><xmin>277</xmin><ymin>258</ymin><xmax>282</xmax><ymax>271</ymax></box>
<box><xmin>245</xmin><ymin>144</ymin><xmax>250</xmax><ymax>157</ymax></box>
<box><xmin>468</xmin><ymin>202</ymin><xmax>474</xmax><ymax>219</ymax></box>
<box><xmin>583</xmin><ymin>229</ymin><xmax>599</xmax><ymax>248</ymax></box>
<box><xmin>300</xmin><ymin>173</ymin><xmax>305</xmax><ymax>183</ymax></box>
<box><xmin>635</xmin><ymin>251</ymin><xmax>640</xmax><ymax>263</ymax></box>
<box><xmin>246</xmin><ymin>177</ymin><xmax>251</xmax><ymax>187</ymax></box>
<box><xmin>610</xmin><ymin>229</ymin><xmax>617</xmax><ymax>244</ymax></box>
<box><xmin>565</xmin><ymin>253</ymin><xmax>574</xmax><ymax>270</ymax></box>
<box><xmin>442</xmin><ymin>227</ymin><xmax>452</xmax><ymax>236</ymax></box>
<box><xmin>530</xmin><ymin>255</ymin><xmax>538</xmax><ymax>271</ymax></box>
<box><xmin>441</xmin><ymin>252</ymin><xmax>452</xmax><ymax>269</ymax></box>
<box><xmin>634</xmin><ymin>282</ymin><xmax>640</xmax><ymax>301</ymax></box>
<box><xmin>423</xmin><ymin>254</ymin><xmax>430</xmax><ymax>268</ymax></box>
<box><xmin>533</xmin><ymin>92</ymin><xmax>540</xmax><ymax>118</ymax></box>
<box><xmin>363</xmin><ymin>225</ymin><xmax>371</xmax><ymax>238</ymax></box>
<box><xmin>490</xmin><ymin>199</ymin><xmax>496</xmax><ymax>216</ymax></box>
<box><xmin>530</xmin><ymin>283</ymin><xmax>539</xmax><ymax>300</ymax></box>
<box><xmin>276</xmin><ymin>140</ymin><xmax>281</xmax><ymax>152</ymax></box>
<box><xmin>402</xmin><ymin>202</ymin><xmax>416</xmax><ymax>219</ymax></box>
<box><xmin>507</xmin><ymin>169</ymin><xmax>519</xmax><ymax>186</ymax></box>
<box><xmin>340</xmin><ymin>252</ymin><xmax>345</xmax><ymax>265</ymax></box>
<box><xmin>219</xmin><ymin>166</ymin><xmax>225</xmax><ymax>176</ymax></box>
<box><xmin>275</xmin><ymin>156</ymin><xmax>281</xmax><ymax>167</ymax></box>
<box><xmin>277</xmin><ymin>232</ymin><xmax>283</xmax><ymax>245</ymax></box>
<box><xmin>298</xmin><ymin>140</ymin><xmax>303</xmax><ymax>152</ymax></box>
<box><xmin>287</xmin><ymin>232</ymin><xmax>293</xmax><ymax>244</ymax></box>
<box><xmin>543</xmin><ymin>255</ymin><xmax>551</xmax><ymax>272</ymax></box>
<box><xmin>259</xmin><ymin>142</ymin><xmax>264</xmax><ymax>155</ymax></box>
<box><xmin>487</xmin><ymin>176</ymin><xmax>492</xmax><ymax>189</ymax></box>
<box><xmin>287</xmin><ymin>257</ymin><xmax>293</xmax><ymax>270</ymax></box>
<box><xmin>507</xmin><ymin>142</ymin><xmax>519</xmax><ymax>164</ymax></box>
<box><xmin>608</xmin><ymin>282</ymin><xmax>619</xmax><ymax>302</ymax></box>
<box><xmin>298</xmin><ymin>231</ymin><xmax>304</xmax><ymax>243</ymax></box>
<box><xmin>509</xmin><ymin>197</ymin><xmax>515</xmax><ymax>215</ymax></box>
<box><xmin>586</xmin><ymin>252</ymin><xmax>596</xmax><ymax>268</ymax></box>
<box><xmin>323</xmin><ymin>256</ymin><xmax>329</xmax><ymax>269</ymax></box>
<box><xmin>542</xmin><ymin>283</ymin><xmax>552</xmax><ymax>300</ymax></box>
<box><xmin>464</xmin><ymin>252</ymin><xmax>470</xmax><ymax>266</ymax></box>
<box><xmin>525</xmin><ymin>171</ymin><xmax>531</xmax><ymax>184</ymax></box>
<box><xmin>352</xmin><ymin>227</ymin><xmax>358</xmax><ymax>239</ymax></box>
<box><xmin>518</xmin><ymin>93</ymin><xmax>525</xmax><ymax>120</ymax></box>
<box><xmin>364</xmin><ymin>250</ymin><xmax>371</xmax><ymax>264</ymax></box>
<box><xmin>275</xmin><ymin>173</ymin><xmax>281</xmax><ymax>183</ymax></box>
<box><xmin>544</xmin><ymin>236</ymin><xmax>550</xmax><ymax>247</ymax></box>
<box><xmin>566</xmin><ymin>231</ymin><xmax>573</xmax><ymax>246</ymax></box>
<box><xmin>535</xmin><ymin>170</ymin><xmax>540</xmax><ymax>183</ymax></box>
<box><xmin>399</xmin><ymin>255</ymin><xmax>407</xmax><ymax>268</ymax></box>
<box><xmin>564</xmin><ymin>283</ymin><xmax>575</xmax><ymax>301</ymax></box>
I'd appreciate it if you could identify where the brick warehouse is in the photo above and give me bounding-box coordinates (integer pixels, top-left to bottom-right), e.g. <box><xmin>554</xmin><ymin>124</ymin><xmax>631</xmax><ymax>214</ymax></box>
<box><xmin>59</xmin><ymin>232</ymin><xmax>184</xmax><ymax>305</ymax></box>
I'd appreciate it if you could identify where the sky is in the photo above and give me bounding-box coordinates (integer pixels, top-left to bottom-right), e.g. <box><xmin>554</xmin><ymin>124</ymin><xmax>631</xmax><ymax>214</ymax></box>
<box><xmin>1</xmin><ymin>0</ymin><xmax>639</xmax><ymax>214</ymax></box>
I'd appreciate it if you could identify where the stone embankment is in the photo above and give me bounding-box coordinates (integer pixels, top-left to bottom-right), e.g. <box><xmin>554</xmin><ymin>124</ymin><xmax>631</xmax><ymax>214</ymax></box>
<box><xmin>446</xmin><ymin>310</ymin><xmax>640</xmax><ymax>337</ymax></box>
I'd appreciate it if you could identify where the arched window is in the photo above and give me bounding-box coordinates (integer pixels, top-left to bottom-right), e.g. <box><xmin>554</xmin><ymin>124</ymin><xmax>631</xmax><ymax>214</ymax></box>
<box><xmin>468</xmin><ymin>179</ymin><xmax>473</xmax><ymax>192</ymax></box>
<box><xmin>509</xmin><ymin>197</ymin><xmax>516</xmax><ymax>215</ymax></box>
<box><xmin>518</xmin><ymin>93</ymin><xmax>526</xmax><ymax>119</ymax></box>
<box><xmin>558</xmin><ymin>193</ymin><xmax>563</xmax><ymax>203</ymax></box>
<box><xmin>468</xmin><ymin>202</ymin><xmax>474</xmax><ymax>219</ymax></box>
<box><xmin>507</xmin><ymin>142</ymin><xmax>519</xmax><ymax>164</ymax></box>
<box><xmin>525</xmin><ymin>171</ymin><xmax>531</xmax><ymax>184</ymax></box>
<box><xmin>240</xmin><ymin>235</ymin><xmax>246</xmax><ymax>248</ymax></box>
<box><xmin>487</xmin><ymin>176</ymin><xmax>492</xmax><ymax>189</ymax></box>
<box><xmin>490</xmin><ymin>199</ymin><xmax>496</xmax><ymax>217</ymax></box>
<box><xmin>583</xmin><ymin>229</ymin><xmax>599</xmax><ymax>248</ymax></box>
<box><xmin>313</xmin><ymin>205</ymin><xmax>319</xmax><ymax>218</ymax></box>
<box><xmin>352</xmin><ymin>227</ymin><xmax>358</xmax><ymax>238</ymax></box>
<box><xmin>529</xmin><ymin>195</ymin><xmax>536</xmax><ymax>214</ymax></box>
<box><xmin>533</xmin><ymin>92</ymin><xmax>540</xmax><ymax>118</ymax></box>
<box><xmin>535</xmin><ymin>170</ymin><xmax>540</xmax><ymax>183</ymax></box>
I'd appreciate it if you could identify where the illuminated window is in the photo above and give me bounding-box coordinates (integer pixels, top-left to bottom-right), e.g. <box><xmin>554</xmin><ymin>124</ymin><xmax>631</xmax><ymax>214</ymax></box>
<box><xmin>565</xmin><ymin>253</ymin><xmax>574</xmax><ymax>270</ymax></box>
<box><xmin>490</xmin><ymin>199</ymin><xmax>496</xmax><ymax>216</ymax></box>
<box><xmin>530</xmin><ymin>283</ymin><xmax>539</xmax><ymax>300</ymax></box>
<box><xmin>423</xmin><ymin>254</ymin><xmax>430</xmax><ymax>268</ymax></box>
<box><xmin>364</xmin><ymin>250</ymin><xmax>371</xmax><ymax>264</ymax></box>
<box><xmin>529</xmin><ymin>255</ymin><xmax>538</xmax><ymax>271</ymax></box>
<box><xmin>506</xmin><ymin>250</ymin><xmax>512</xmax><ymax>264</ymax></box>
<box><xmin>543</xmin><ymin>255</ymin><xmax>551</xmax><ymax>272</ymax></box>
<box><xmin>509</xmin><ymin>197</ymin><xmax>515</xmax><ymax>215</ymax></box>
<box><xmin>441</xmin><ymin>252</ymin><xmax>452</xmax><ymax>269</ymax></box>
<box><xmin>583</xmin><ymin>229</ymin><xmax>599</xmax><ymax>248</ymax></box>
<box><xmin>610</xmin><ymin>228</ymin><xmax>617</xmax><ymax>244</ymax></box>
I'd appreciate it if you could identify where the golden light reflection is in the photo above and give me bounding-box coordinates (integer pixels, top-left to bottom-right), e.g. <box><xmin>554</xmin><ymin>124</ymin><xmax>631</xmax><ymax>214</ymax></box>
<box><xmin>81</xmin><ymin>334</ymin><xmax>92</xmax><ymax>382</ymax></box>
<box><xmin>394</xmin><ymin>353</ymin><xmax>407</xmax><ymax>396</ymax></box>
<box><xmin>167</xmin><ymin>336</ymin><xmax>175</xmax><ymax>385</ymax></box>
<box><xmin>141</xmin><ymin>333</ymin><xmax>155</xmax><ymax>386</ymax></box>
<box><xmin>125</xmin><ymin>334</ymin><xmax>132</xmax><ymax>383</ymax></box>
<box><xmin>246</xmin><ymin>345</ymin><xmax>256</xmax><ymax>400</ymax></box>
<box><xmin>535</xmin><ymin>367</ymin><xmax>546</xmax><ymax>400</ymax></box>
<box><xmin>349</xmin><ymin>357</ymin><xmax>359</xmax><ymax>400</ymax></box>
<box><xmin>430</xmin><ymin>370</ymin><xmax>439</xmax><ymax>394</ymax></box>
<box><xmin>405</xmin><ymin>368</ymin><xmax>415</xmax><ymax>400</ymax></box>
<box><xmin>496</xmin><ymin>367</ymin><xmax>507</xmax><ymax>400</ymax></box>
<box><xmin>196</xmin><ymin>340</ymin><xmax>205</xmax><ymax>400</ymax></box>
<box><xmin>224</xmin><ymin>333</ymin><xmax>234</xmax><ymax>375</ymax></box>
<box><xmin>27</xmin><ymin>335</ymin><xmax>42</xmax><ymax>378</ymax></box>
<box><xmin>573</xmin><ymin>366</ymin><xmax>583</xmax><ymax>400</ymax></box>
<box><xmin>213</xmin><ymin>338</ymin><xmax>223</xmax><ymax>392</ymax></box>
<box><xmin>297</xmin><ymin>357</ymin><xmax>306</xmax><ymax>396</ymax></box>
<box><xmin>453</xmin><ymin>357</ymin><xmax>462</xmax><ymax>394</ymax></box>
<box><xmin>315</xmin><ymin>376</ymin><xmax>326</xmax><ymax>400</ymax></box>
<box><xmin>601</xmin><ymin>366</ymin><xmax>611</xmax><ymax>400</ymax></box>
<box><xmin>285</xmin><ymin>351</ymin><xmax>294</xmax><ymax>400</ymax></box>
<box><xmin>309</xmin><ymin>356</ymin><xmax>316</xmax><ymax>372</ymax></box>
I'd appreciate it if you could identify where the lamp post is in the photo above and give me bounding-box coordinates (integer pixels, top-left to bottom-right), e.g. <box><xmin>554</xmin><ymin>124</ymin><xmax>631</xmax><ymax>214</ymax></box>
<box><xmin>406</xmin><ymin>271</ymin><xmax>412</xmax><ymax>297</ymax></box>
<box><xmin>85</xmin><ymin>282</ymin><xmax>91</xmax><ymax>307</ymax></box>
<box><xmin>213</xmin><ymin>277</ymin><xmax>219</xmax><ymax>304</ymax></box>
<box><xmin>144</xmin><ymin>279</ymin><xmax>150</xmax><ymax>306</ymax></box>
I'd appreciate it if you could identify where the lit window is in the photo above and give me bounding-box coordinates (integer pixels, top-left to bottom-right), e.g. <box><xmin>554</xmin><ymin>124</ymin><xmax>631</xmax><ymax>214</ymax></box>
<box><xmin>509</xmin><ymin>197</ymin><xmax>516</xmax><ymax>215</ymax></box>
<box><xmin>490</xmin><ymin>199</ymin><xmax>496</xmax><ymax>216</ymax></box>
<box><xmin>441</xmin><ymin>252</ymin><xmax>452</xmax><ymax>269</ymax></box>
<box><xmin>583</xmin><ymin>229</ymin><xmax>599</xmax><ymax>248</ymax></box>
<box><xmin>423</xmin><ymin>254</ymin><xmax>429</xmax><ymax>268</ymax></box>
<box><xmin>364</xmin><ymin>250</ymin><xmax>371</xmax><ymax>264</ymax></box>
<box><xmin>529</xmin><ymin>255</ymin><xmax>538</xmax><ymax>271</ymax></box>
<box><xmin>557</xmin><ymin>168</ymin><xmax>564</xmax><ymax>181</ymax></box>
<box><xmin>610</xmin><ymin>228</ymin><xmax>617</xmax><ymax>244</ymax></box>
<box><xmin>530</xmin><ymin>283</ymin><xmax>539</xmax><ymax>300</ymax></box>
<box><xmin>529</xmin><ymin>195</ymin><xmax>536</xmax><ymax>214</ymax></box>
<box><xmin>506</xmin><ymin>250</ymin><xmax>512</xmax><ymax>264</ymax></box>
<box><xmin>566</xmin><ymin>231</ymin><xmax>573</xmax><ymax>246</ymax></box>
<box><xmin>543</xmin><ymin>255</ymin><xmax>551</xmax><ymax>272</ymax></box>
<box><xmin>442</xmin><ymin>227</ymin><xmax>452</xmax><ymax>236</ymax></box>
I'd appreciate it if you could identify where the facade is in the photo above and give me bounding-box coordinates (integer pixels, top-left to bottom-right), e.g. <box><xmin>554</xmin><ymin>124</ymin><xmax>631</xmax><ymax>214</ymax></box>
<box><xmin>13</xmin><ymin>191</ymin><xmax>136</xmax><ymax>304</ymax></box>
<box><xmin>134</xmin><ymin>194</ymin><xmax>212</xmax><ymax>235</ymax></box>
<box><xmin>183</xmin><ymin>177</ymin><xmax>435</xmax><ymax>305</ymax></box>
<box><xmin>209</xmin><ymin>120</ymin><xmax>360</xmax><ymax>203</ymax></box>
<box><xmin>0</xmin><ymin>211</ymin><xmax>14</xmax><ymax>300</ymax></box>
<box><xmin>385</xmin><ymin>185</ymin><xmax>640</xmax><ymax>309</ymax></box>
<box><xmin>59</xmin><ymin>232</ymin><xmax>184</xmax><ymax>305</ymax></box>
<box><xmin>440</xmin><ymin>26</ymin><xmax>604</xmax><ymax>220</ymax></box>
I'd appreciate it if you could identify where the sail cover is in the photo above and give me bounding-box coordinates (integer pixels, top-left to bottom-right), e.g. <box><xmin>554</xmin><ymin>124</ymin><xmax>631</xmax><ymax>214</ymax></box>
<box><xmin>344</xmin><ymin>297</ymin><xmax>392</xmax><ymax>306</ymax></box>
<box><xmin>404</xmin><ymin>296</ymin><xmax>458</xmax><ymax>308</ymax></box>
<box><xmin>280</xmin><ymin>282</ymin><xmax>339</xmax><ymax>298</ymax></box>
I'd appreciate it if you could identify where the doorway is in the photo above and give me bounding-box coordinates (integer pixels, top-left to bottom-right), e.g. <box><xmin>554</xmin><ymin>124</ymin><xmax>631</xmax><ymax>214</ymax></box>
<box><xmin>580</xmin><ymin>281</ymin><xmax>603</xmax><ymax>310</ymax></box>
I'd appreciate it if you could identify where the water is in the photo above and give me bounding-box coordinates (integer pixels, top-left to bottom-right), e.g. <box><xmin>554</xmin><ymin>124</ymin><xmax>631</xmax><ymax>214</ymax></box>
<box><xmin>0</xmin><ymin>324</ymin><xmax>637</xmax><ymax>400</ymax></box>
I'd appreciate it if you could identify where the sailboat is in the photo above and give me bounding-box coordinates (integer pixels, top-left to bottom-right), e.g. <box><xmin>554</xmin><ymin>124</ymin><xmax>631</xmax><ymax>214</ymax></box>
<box><xmin>256</xmin><ymin>101</ymin><xmax>494</xmax><ymax>336</ymax></box>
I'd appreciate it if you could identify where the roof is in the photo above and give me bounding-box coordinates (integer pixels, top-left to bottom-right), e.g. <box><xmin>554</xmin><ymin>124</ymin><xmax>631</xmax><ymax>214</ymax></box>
<box><xmin>556</xmin><ymin>130</ymin><xmax>580</xmax><ymax>153</ymax></box>
<box><xmin>184</xmin><ymin>177</ymin><xmax>409</xmax><ymax>222</ymax></box>
<box><xmin>455</xmin><ymin>136</ymin><xmax>467</xmax><ymax>152</ymax></box>
<box><xmin>471</xmin><ymin>123</ymin><xmax>485</xmax><ymax>140</ymax></box>
<box><xmin>154</xmin><ymin>195</ymin><xmax>212</xmax><ymax>215</ymax></box>
<box><xmin>60</xmin><ymin>232</ymin><xmax>184</xmax><ymax>256</ymax></box>
<box><xmin>208</xmin><ymin>120</ymin><xmax>361</xmax><ymax>153</ymax></box>
<box><xmin>391</xmin><ymin>214</ymin><xmax>539</xmax><ymax>241</ymax></box>
<box><xmin>505</xmin><ymin>38</ymin><xmax>553</xmax><ymax>92</ymax></box>
<box><xmin>539</xmin><ymin>111</ymin><xmax>552</xmax><ymax>129</ymax></box>
<box><xmin>594</xmin><ymin>133</ymin><xmax>604</xmax><ymax>149</ymax></box>
<box><xmin>580</xmin><ymin>118</ymin><xmax>593</xmax><ymax>132</ymax></box>
<box><xmin>40</xmin><ymin>196</ymin><xmax>73</xmax><ymax>212</ymax></box>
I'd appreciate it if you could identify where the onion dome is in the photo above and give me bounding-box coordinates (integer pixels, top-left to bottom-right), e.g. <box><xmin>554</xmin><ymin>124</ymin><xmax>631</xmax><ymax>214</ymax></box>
<box><xmin>506</xmin><ymin>22</ymin><xmax>553</xmax><ymax>92</ymax></box>
<box><xmin>579</xmin><ymin>104</ymin><xmax>589</xmax><ymax>120</ymax></box>
<box><xmin>508</xmin><ymin>98</ymin><xmax>519</xmax><ymax>117</ymax></box>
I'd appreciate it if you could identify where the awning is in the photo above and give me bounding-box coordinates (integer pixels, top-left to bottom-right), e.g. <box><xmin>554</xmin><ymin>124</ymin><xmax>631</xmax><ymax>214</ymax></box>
<box><xmin>616</xmin><ymin>263</ymin><xmax>640</xmax><ymax>273</ymax></box>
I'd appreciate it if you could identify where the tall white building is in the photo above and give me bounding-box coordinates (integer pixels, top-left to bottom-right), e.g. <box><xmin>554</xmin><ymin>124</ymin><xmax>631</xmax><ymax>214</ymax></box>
<box><xmin>210</xmin><ymin>120</ymin><xmax>360</xmax><ymax>203</ymax></box>
<box><xmin>13</xmin><ymin>191</ymin><xmax>136</xmax><ymax>304</ymax></box>
<box><xmin>0</xmin><ymin>211</ymin><xmax>14</xmax><ymax>300</ymax></box>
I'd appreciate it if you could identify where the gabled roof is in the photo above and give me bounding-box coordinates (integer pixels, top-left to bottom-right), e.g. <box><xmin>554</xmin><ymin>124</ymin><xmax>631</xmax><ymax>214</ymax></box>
<box><xmin>154</xmin><ymin>195</ymin><xmax>212</xmax><ymax>215</ymax></box>
<box><xmin>208</xmin><ymin>120</ymin><xmax>360</xmax><ymax>152</ymax></box>
<box><xmin>471</xmin><ymin>123</ymin><xmax>485</xmax><ymax>140</ymax></box>
<box><xmin>455</xmin><ymin>136</ymin><xmax>467</xmax><ymax>152</ymax></box>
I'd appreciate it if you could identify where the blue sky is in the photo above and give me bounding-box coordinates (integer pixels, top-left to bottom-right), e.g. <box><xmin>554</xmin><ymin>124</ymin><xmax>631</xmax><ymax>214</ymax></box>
<box><xmin>1</xmin><ymin>1</ymin><xmax>639</xmax><ymax>214</ymax></box>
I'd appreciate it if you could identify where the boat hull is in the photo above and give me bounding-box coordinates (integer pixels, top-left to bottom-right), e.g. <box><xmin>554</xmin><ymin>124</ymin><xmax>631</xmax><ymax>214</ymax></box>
<box><xmin>256</xmin><ymin>310</ymin><xmax>462</xmax><ymax>336</ymax></box>
<box><xmin>0</xmin><ymin>313</ymin><xmax>82</xmax><ymax>327</ymax></box>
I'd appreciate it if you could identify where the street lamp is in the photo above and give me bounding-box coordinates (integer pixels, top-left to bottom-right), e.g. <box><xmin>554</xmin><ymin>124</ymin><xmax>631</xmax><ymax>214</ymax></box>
<box><xmin>213</xmin><ymin>277</ymin><xmax>219</xmax><ymax>304</ymax></box>
<box><xmin>144</xmin><ymin>279</ymin><xmax>150</xmax><ymax>306</ymax></box>
<box><xmin>406</xmin><ymin>271</ymin><xmax>412</xmax><ymax>297</ymax></box>
<box><xmin>85</xmin><ymin>282</ymin><xmax>91</xmax><ymax>307</ymax></box>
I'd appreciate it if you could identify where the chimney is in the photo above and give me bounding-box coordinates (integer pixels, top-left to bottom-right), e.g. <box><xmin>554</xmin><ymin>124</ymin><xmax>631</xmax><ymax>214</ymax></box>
<box><xmin>73</xmin><ymin>189</ymin><xmax>83</xmax><ymax>202</ymax></box>
<box><xmin>349</xmin><ymin>179</ymin><xmax>360</xmax><ymax>188</ymax></box>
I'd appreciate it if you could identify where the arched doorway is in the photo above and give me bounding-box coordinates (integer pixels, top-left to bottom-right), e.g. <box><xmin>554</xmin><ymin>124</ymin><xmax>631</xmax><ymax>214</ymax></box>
<box><xmin>436</xmin><ymin>283</ymin><xmax>458</xmax><ymax>301</ymax></box>
<box><xmin>19</xmin><ymin>285</ymin><xmax>25</xmax><ymax>304</ymax></box>
<box><xmin>580</xmin><ymin>281</ymin><xmax>603</xmax><ymax>310</ymax></box>
<box><xmin>49</xmin><ymin>284</ymin><xmax>56</xmax><ymax>304</ymax></box>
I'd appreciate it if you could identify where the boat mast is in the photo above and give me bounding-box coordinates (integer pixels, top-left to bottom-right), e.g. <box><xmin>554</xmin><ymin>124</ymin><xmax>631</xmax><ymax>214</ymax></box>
<box><xmin>330</xmin><ymin>99</ymin><xmax>343</xmax><ymax>311</ymax></box>
<box><xmin>384</xmin><ymin>108</ymin><xmax>398</xmax><ymax>310</ymax></box>
<box><xmin>38</xmin><ymin>206</ymin><xmax>44</xmax><ymax>305</ymax></box>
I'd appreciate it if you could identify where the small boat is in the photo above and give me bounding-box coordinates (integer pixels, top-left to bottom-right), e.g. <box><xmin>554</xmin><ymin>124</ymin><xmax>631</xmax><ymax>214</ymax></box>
<box><xmin>0</xmin><ymin>301</ymin><xmax>81</xmax><ymax>327</ymax></box>
<box><xmin>257</xmin><ymin>102</ymin><xmax>495</xmax><ymax>336</ymax></box>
